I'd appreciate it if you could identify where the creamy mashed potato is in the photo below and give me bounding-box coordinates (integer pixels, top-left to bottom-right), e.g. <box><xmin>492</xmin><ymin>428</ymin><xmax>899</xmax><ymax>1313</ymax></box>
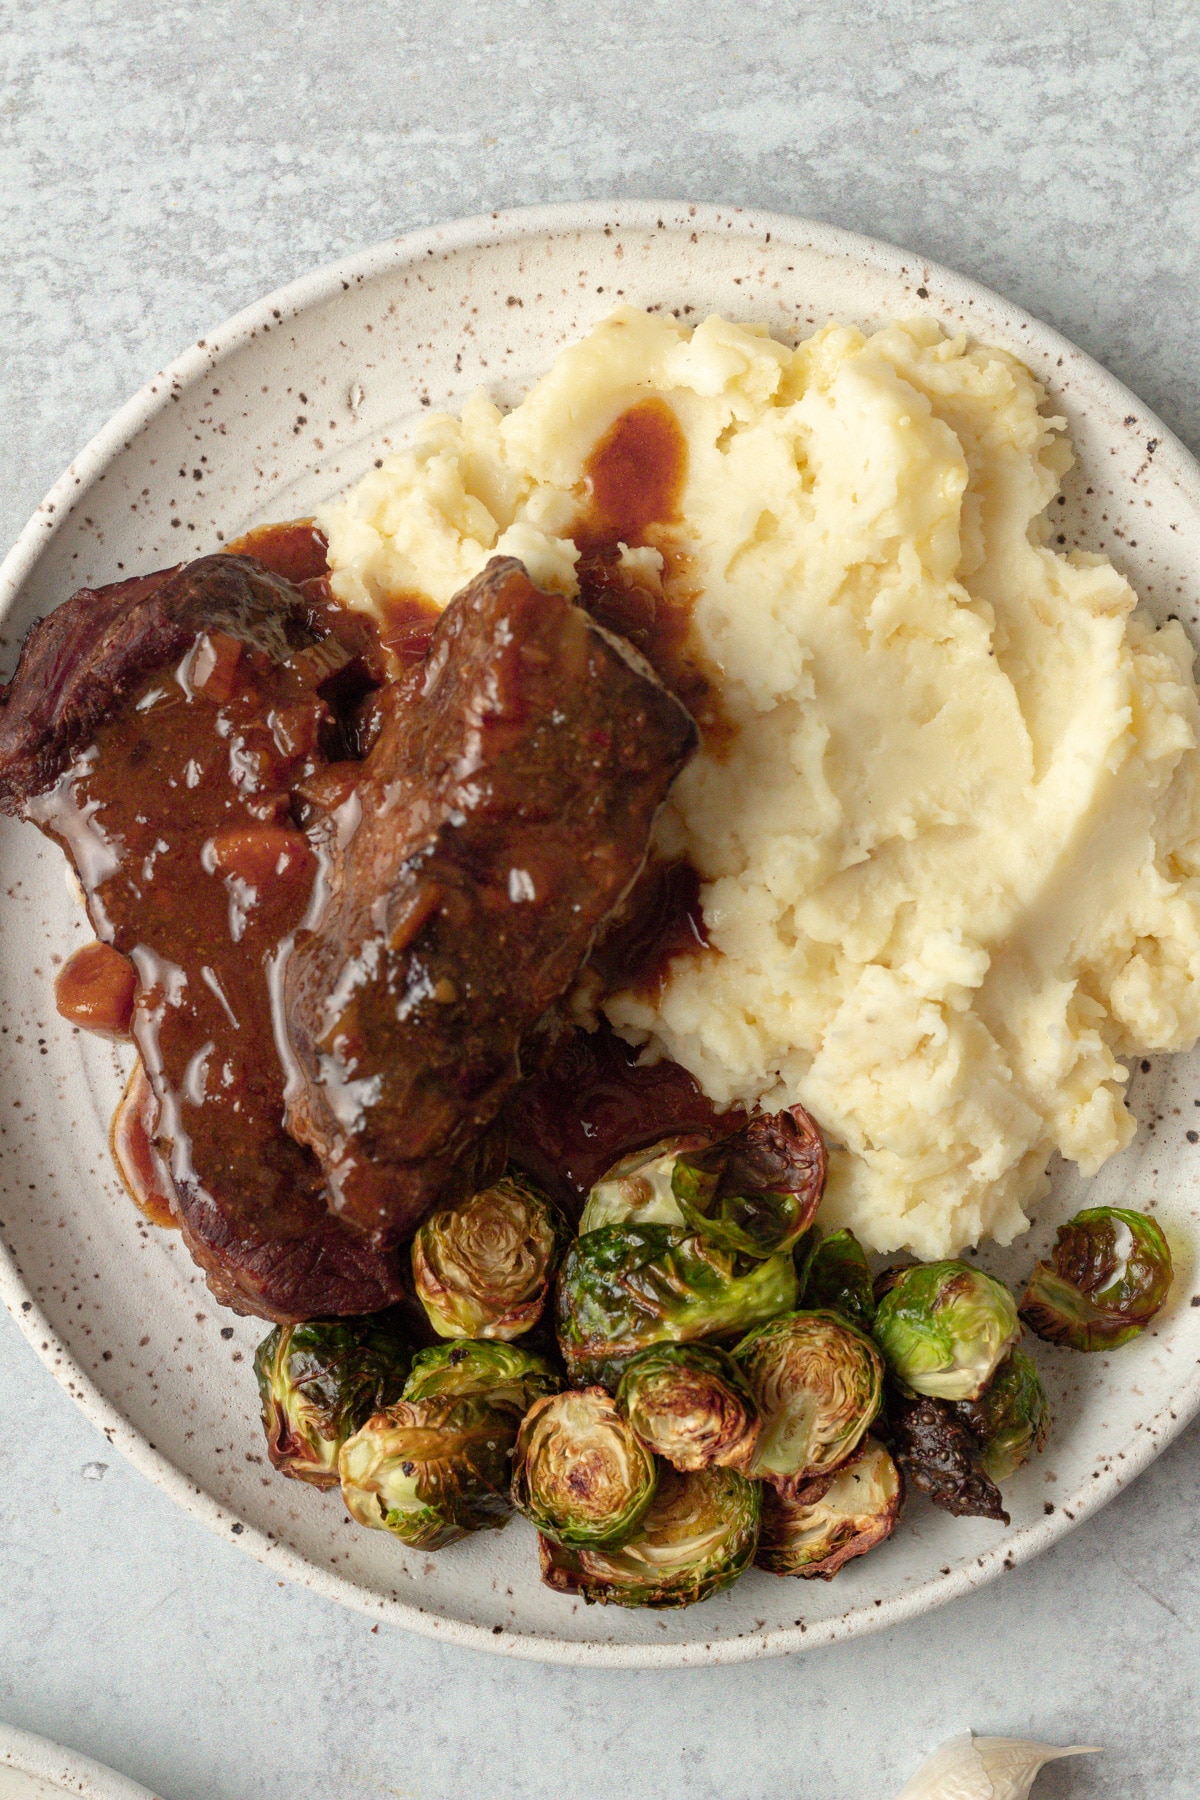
<box><xmin>318</xmin><ymin>308</ymin><xmax>1200</xmax><ymax>1257</ymax></box>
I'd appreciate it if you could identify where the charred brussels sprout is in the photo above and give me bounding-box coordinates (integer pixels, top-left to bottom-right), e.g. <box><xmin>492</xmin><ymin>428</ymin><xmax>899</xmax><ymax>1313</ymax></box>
<box><xmin>556</xmin><ymin>1224</ymin><xmax>799</xmax><ymax>1388</ymax></box>
<box><xmin>254</xmin><ymin>1314</ymin><xmax>411</xmax><ymax>1488</ymax></box>
<box><xmin>873</xmin><ymin>1261</ymin><xmax>1019</xmax><ymax>1401</ymax></box>
<box><xmin>616</xmin><ymin>1343</ymin><xmax>759</xmax><ymax>1473</ymax></box>
<box><xmin>801</xmin><ymin>1228</ymin><xmax>875</xmax><ymax>1333</ymax></box>
<box><xmin>953</xmin><ymin>1346</ymin><xmax>1050</xmax><ymax>1482</ymax></box>
<box><xmin>403</xmin><ymin>1339</ymin><xmax>561</xmax><ymax>1411</ymax></box>
<box><xmin>538</xmin><ymin>1465</ymin><xmax>761</xmax><ymax>1608</ymax></box>
<box><xmin>579</xmin><ymin>1134</ymin><xmax>710</xmax><ymax>1233</ymax></box>
<box><xmin>733</xmin><ymin>1310</ymin><xmax>884</xmax><ymax>1493</ymax></box>
<box><xmin>756</xmin><ymin>1437</ymin><xmax>902</xmax><ymax>1578</ymax></box>
<box><xmin>412</xmin><ymin>1173</ymin><xmax>571</xmax><ymax>1341</ymax></box>
<box><xmin>339</xmin><ymin>1392</ymin><xmax>521</xmax><ymax>1548</ymax></box>
<box><xmin>1020</xmin><ymin>1206</ymin><xmax>1173</xmax><ymax>1351</ymax></box>
<box><xmin>885</xmin><ymin>1391</ymin><xmax>1008</xmax><ymax>1523</ymax></box>
<box><xmin>669</xmin><ymin>1105</ymin><xmax>826</xmax><ymax>1259</ymax></box>
<box><xmin>511</xmin><ymin>1388</ymin><xmax>657</xmax><ymax>1546</ymax></box>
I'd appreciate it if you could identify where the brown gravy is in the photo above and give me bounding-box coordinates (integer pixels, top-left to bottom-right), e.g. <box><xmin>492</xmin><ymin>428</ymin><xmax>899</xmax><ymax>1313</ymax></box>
<box><xmin>38</xmin><ymin>568</ymin><xmax>369</xmax><ymax>1239</ymax></box>
<box><xmin>66</xmin><ymin>456</ymin><xmax>721</xmax><ymax>1241</ymax></box>
<box><xmin>224</xmin><ymin>520</ymin><xmax>331</xmax><ymax>590</ymax></box>
<box><xmin>571</xmin><ymin>398</ymin><xmax>730</xmax><ymax>750</ymax></box>
<box><xmin>590</xmin><ymin>858</ymin><xmax>710</xmax><ymax>998</ymax></box>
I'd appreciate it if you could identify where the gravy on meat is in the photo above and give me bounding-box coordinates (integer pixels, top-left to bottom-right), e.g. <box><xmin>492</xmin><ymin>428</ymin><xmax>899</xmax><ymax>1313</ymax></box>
<box><xmin>9</xmin><ymin>398</ymin><xmax>728</xmax><ymax>1317</ymax></box>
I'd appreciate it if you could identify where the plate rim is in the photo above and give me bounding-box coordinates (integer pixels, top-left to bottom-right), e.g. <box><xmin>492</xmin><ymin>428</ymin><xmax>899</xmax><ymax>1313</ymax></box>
<box><xmin>2</xmin><ymin>198</ymin><xmax>1199</xmax><ymax>1667</ymax></box>
<box><xmin>0</xmin><ymin>1720</ymin><xmax>163</xmax><ymax>1799</ymax></box>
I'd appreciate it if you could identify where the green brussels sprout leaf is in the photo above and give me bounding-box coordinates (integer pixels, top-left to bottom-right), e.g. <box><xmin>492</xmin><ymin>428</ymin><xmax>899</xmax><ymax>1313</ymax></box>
<box><xmin>669</xmin><ymin>1104</ymin><xmax>826</xmax><ymax>1259</ymax></box>
<box><xmin>538</xmin><ymin>1465</ymin><xmax>762</xmax><ymax>1609</ymax></box>
<box><xmin>403</xmin><ymin>1339</ymin><xmax>561</xmax><ymax>1411</ymax></box>
<box><xmin>556</xmin><ymin>1224</ymin><xmax>799</xmax><ymax>1389</ymax></box>
<box><xmin>579</xmin><ymin>1134</ymin><xmax>710</xmax><ymax>1234</ymax></box>
<box><xmin>953</xmin><ymin>1345</ymin><xmax>1050</xmax><ymax>1483</ymax></box>
<box><xmin>616</xmin><ymin>1342</ymin><xmax>760</xmax><ymax>1473</ymax></box>
<box><xmin>412</xmin><ymin>1173</ymin><xmax>571</xmax><ymax>1341</ymax></box>
<box><xmin>873</xmin><ymin>1261</ymin><xmax>1019</xmax><ymax>1401</ymax></box>
<box><xmin>339</xmin><ymin>1392</ymin><xmax>522</xmax><ymax>1548</ymax></box>
<box><xmin>254</xmin><ymin>1313</ymin><xmax>411</xmax><ymax>1488</ymax></box>
<box><xmin>756</xmin><ymin>1436</ymin><xmax>903</xmax><ymax>1578</ymax></box>
<box><xmin>1020</xmin><ymin>1206</ymin><xmax>1173</xmax><ymax>1351</ymax></box>
<box><xmin>801</xmin><ymin>1228</ymin><xmax>875</xmax><ymax>1333</ymax></box>
<box><xmin>511</xmin><ymin>1388</ymin><xmax>657</xmax><ymax>1546</ymax></box>
<box><xmin>733</xmin><ymin>1310</ymin><xmax>883</xmax><ymax>1493</ymax></box>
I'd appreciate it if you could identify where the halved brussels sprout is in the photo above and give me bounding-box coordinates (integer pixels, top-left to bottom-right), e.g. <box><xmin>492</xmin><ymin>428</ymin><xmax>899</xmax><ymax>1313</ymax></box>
<box><xmin>872</xmin><ymin>1261</ymin><xmax>1019</xmax><ymax>1401</ymax></box>
<box><xmin>732</xmin><ymin>1310</ymin><xmax>884</xmax><ymax>1493</ymax></box>
<box><xmin>755</xmin><ymin>1436</ymin><xmax>902</xmax><ymax>1578</ymax></box>
<box><xmin>578</xmin><ymin>1134</ymin><xmax>709</xmax><ymax>1233</ymax></box>
<box><xmin>412</xmin><ymin>1173</ymin><xmax>571</xmax><ymax>1340</ymax></box>
<box><xmin>669</xmin><ymin>1105</ymin><xmax>826</xmax><ymax>1259</ymax></box>
<box><xmin>511</xmin><ymin>1388</ymin><xmax>657</xmax><ymax>1546</ymax></box>
<box><xmin>616</xmin><ymin>1343</ymin><xmax>760</xmax><ymax>1473</ymax></box>
<box><xmin>339</xmin><ymin>1392</ymin><xmax>520</xmax><ymax>1548</ymax></box>
<box><xmin>556</xmin><ymin>1224</ymin><xmax>799</xmax><ymax>1389</ymax></box>
<box><xmin>953</xmin><ymin>1346</ymin><xmax>1050</xmax><ymax>1483</ymax></box>
<box><xmin>801</xmin><ymin>1228</ymin><xmax>875</xmax><ymax>1334</ymax></box>
<box><xmin>1020</xmin><ymin>1206</ymin><xmax>1173</xmax><ymax>1351</ymax></box>
<box><xmin>254</xmin><ymin>1314</ymin><xmax>411</xmax><ymax>1488</ymax></box>
<box><xmin>403</xmin><ymin>1339</ymin><xmax>561</xmax><ymax>1411</ymax></box>
<box><xmin>886</xmin><ymin>1391</ymin><xmax>1008</xmax><ymax>1522</ymax></box>
<box><xmin>538</xmin><ymin>1465</ymin><xmax>761</xmax><ymax>1608</ymax></box>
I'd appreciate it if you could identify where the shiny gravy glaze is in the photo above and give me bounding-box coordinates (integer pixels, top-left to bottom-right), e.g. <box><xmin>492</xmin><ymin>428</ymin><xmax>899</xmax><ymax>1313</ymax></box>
<box><xmin>54</xmin><ymin>397</ymin><xmax>727</xmax><ymax>1241</ymax></box>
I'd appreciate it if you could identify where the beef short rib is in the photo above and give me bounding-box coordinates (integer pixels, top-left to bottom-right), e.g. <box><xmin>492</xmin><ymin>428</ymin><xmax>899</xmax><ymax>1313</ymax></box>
<box><xmin>0</xmin><ymin>553</ymin><xmax>406</xmax><ymax>1321</ymax></box>
<box><xmin>283</xmin><ymin>556</ymin><xmax>698</xmax><ymax>1247</ymax></box>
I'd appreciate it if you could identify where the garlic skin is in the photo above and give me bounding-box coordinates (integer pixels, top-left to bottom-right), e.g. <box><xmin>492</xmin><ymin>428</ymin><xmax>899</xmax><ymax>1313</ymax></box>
<box><xmin>895</xmin><ymin>1732</ymin><xmax>1099</xmax><ymax>1800</ymax></box>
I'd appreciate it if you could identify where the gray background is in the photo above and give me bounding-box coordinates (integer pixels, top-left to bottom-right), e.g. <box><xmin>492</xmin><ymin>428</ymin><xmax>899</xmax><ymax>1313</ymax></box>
<box><xmin>2</xmin><ymin>2</ymin><xmax>1199</xmax><ymax>1795</ymax></box>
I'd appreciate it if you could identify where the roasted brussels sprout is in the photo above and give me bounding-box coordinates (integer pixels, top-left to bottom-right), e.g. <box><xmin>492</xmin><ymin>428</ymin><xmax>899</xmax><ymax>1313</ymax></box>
<box><xmin>578</xmin><ymin>1134</ymin><xmax>710</xmax><ymax>1233</ymax></box>
<box><xmin>1020</xmin><ymin>1206</ymin><xmax>1174</xmax><ymax>1351</ymax></box>
<box><xmin>953</xmin><ymin>1346</ymin><xmax>1050</xmax><ymax>1482</ymax></box>
<box><xmin>669</xmin><ymin>1105</ymin><xmax>826</xmax><ymax>1259</ymax></box>
<box><xmin>732</xmin><ymin>1310</ymin><xmax>884</xmax><ymax>1493</ymax></box>
<box><xmin>873</xmin><ymin>1261</ymin><xmax>1019</xmax><ymax>1401</ymax></box>
<box><xmin>616</xmin><ymin>1343</ymin><xmax>760</xmax><ymax>1473</ymax></box>
<box><xmin>801</xmin><ymin>1228</ymin><xmax>875</xmax><ymax>1333</ymax></box>
<box><xmin>403</xmin><ymin>1339</ymin><xmax>561</xmax><ymax>1411</ymax></box>
<box><xmin>339</xmin><ymin>1391</ymin><xmax>522</xmax><ymax>1548</ymax></box>
<box><xmin>538</xmin><ymin>1465</ymin><xmax>761</xmax><ymax>1608</ymax></box>
<box><xmin>512</xmin><ymin>1388</ymin><xmax>657</xmax><ymax>1546</ymax></box>
<box><xmin>755</xmin><ymin>1436</ymin><xmax>903</xmax><ymax>1578</ymax></box>
<box><xmin>556</xmin><ymin>1224</ymin><xmax>799</xmax><ymax>1388</ymax></box>
<box><xmin>412</xmin><ymin>1173</ymin><xmax>571</xmax><ymax>1340</ymax></box>
<box><xmin>885</xmin><ymin>1391</ymin><xmax>1008</xmax><ymax>1523</ymax></box>
<box><xmin>254</xmin><ymin>1314</ymin><xmax>412</xmax><ymax>1488</ymax></box>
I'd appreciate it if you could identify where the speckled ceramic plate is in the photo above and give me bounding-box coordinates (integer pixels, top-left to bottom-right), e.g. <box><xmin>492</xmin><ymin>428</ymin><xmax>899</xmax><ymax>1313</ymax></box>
<box><xmin>0</xmin><ymin>1724</ymin><xmax>162</xmax><ymax>1800</ymax></box>
<box><xmin>2</xmin><ymin>202</ymin><xmax>1198</xmax><ymax>1667</ymax></box>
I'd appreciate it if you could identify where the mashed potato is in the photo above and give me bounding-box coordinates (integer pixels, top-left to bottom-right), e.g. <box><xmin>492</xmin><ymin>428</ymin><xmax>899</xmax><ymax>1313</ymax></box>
<box><xmin>318</xmin><ymin>308</ymin><xmax>1200</xmax><ymax>1257</ymax></box>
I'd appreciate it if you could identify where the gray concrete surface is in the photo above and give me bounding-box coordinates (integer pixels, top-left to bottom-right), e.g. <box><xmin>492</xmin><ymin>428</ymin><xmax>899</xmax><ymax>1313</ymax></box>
<box><xmin>2</xmin><ymin>2</ymin><xmax>1199</xmax><ymax>1795</ymax></box>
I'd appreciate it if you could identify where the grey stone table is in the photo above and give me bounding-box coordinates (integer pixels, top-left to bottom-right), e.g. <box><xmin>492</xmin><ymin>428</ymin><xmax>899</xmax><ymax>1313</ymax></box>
<box><xmin>2</xmin><ymin>3</ymin><xmax>1199</xmax><ymax>1795</ymax></box>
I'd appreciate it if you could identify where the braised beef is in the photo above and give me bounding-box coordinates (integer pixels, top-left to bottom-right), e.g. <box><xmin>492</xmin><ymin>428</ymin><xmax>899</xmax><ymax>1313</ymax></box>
<box><xmin>283</xmin><ymin>556</ymin><xmax>698</xmax><ymax>1248</ymax></box>
<box><xmin>0</xmin><ymin>553</ymin><xmax>405</xmax><ymax>1321</ymax></box>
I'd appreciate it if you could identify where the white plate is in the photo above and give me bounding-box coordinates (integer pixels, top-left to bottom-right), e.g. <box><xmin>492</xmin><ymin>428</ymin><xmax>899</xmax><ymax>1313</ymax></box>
<box><xmin>0</xmin><ymin>1724</ymin><xmax>161</xmax><ymax>1800</ymax></box>
<box><xmin>2</xmin><ymin>202</ymin><xmax>1198</xmax><ymax>1668</ymax></box>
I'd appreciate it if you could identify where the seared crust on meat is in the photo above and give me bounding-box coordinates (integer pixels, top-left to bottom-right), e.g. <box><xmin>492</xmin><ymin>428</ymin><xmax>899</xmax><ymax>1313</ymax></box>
<box><xmin>284</xmin><ymin>556</ymin><xmax>698</xmax><ymax>1248</ymax></box>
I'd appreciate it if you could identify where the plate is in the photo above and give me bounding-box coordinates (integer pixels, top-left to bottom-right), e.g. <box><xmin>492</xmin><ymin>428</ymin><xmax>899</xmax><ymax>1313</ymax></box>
<box><xmin>0</xmin><ymin>1724</ymin><xmax>162</xmax><ymax>1800</ymax></box>
<box><xmin>2</xmin><ymin>202</ymin><xmax>1198</xmax><ymax>1667</ymax></box>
